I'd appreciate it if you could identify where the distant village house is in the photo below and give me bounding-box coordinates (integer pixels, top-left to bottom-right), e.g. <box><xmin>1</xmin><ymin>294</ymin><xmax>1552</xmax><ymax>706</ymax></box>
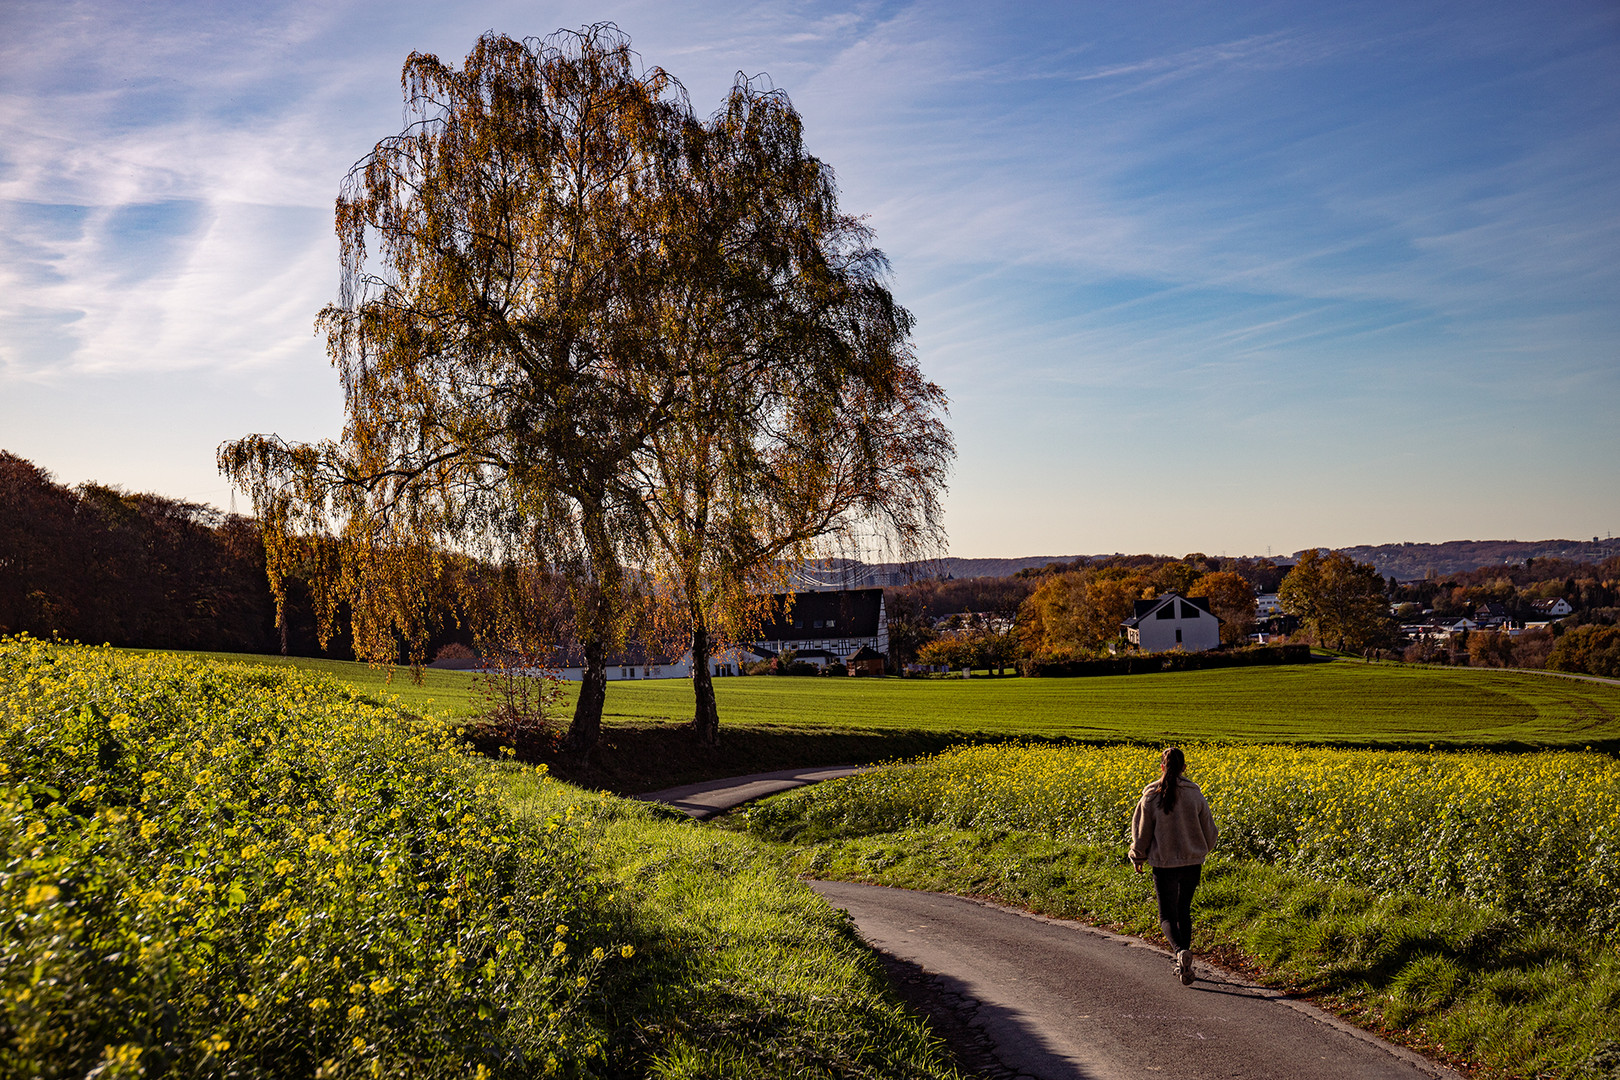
<box><xmin>1122</xmin><ymin>592</ymin><xmax>1222</xmax><ymax>653</ymax></box>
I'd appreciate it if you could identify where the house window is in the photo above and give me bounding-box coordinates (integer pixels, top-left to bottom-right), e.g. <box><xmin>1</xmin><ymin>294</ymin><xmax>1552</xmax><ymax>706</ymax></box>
<box><xmin>1176</xmin><ymin>628</ymin><xmax>1183</xmax><ymax>643</ymax></box>
<box><xmin>1180</xmin><ymin>602</ymin><xmax>1200</xmax><ymax>618</ymax></box>
<box><xmin>1156</xmin><ymin>604</ymin><xmax>1176</xmax><ymax>619</ymax></box>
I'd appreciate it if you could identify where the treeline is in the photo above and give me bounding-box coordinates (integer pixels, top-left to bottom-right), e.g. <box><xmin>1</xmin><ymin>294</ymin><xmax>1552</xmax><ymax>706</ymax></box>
<box><xmin>1391</xmin><ymin>557</ymin><xmax>1620</xmax><ymax>623</ymax></box>
<box><xmin>2</xmin><ymin>452</ymin><xmax>274</xmax><ymax>652</ymax></box>
<box><xmin>1338</xmin><ymin>539</ymin><xmax>1620</xmax><ymax>580</ymax></box>
<box><xmin>1397</xmin><ymin>557</ymin><xmax>1620</xmax><ymax>678</ymax></box>
<box><xmin>0</xmin><ymin>452</ymin><xmax>366</xmax><ymax>656</ymax></box>
<box><xmin>0</xmin><ymin>451</ymin><xmax>664</xmax><ymax>665</ymax></box>
<box><xmin>886</xmin><ymin>553</ymin><xmax>1294</xmax><ymax>671</ymax></box>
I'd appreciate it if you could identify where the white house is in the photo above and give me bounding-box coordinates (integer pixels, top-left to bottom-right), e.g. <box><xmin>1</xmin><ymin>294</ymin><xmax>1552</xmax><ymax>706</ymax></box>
<box><xmin>471</xmin><ymin>588</ymin><xmax>891</xmax><ymax>682</ymax></box>
<box><xmin>752</xmin><ymin>588</ymin><xmax>888</xmax><ymax>664</ymax></box>
<box><xmin>1531</xmin><ymin>598</ymin><xmax>1574</xmax><ymax>617</ymax></box>
<box><xmin>1255</xmin><ymin>593</ymin><xmax>1283</xmax><ymax>617</ymax></box>
<box><xmin>565</xmin><ymin>642</ymin><xmax>774</xmax><ymax>681</ymax></box>
<box><xmin>1121</xmin><ymin>593</ymin><xmax>1222</xmax><ymax>653</ymax></box>
<box><xmin>543</xmin><ymin>645</ymin><xmax>692</xmax><ymax>682</ymax></box>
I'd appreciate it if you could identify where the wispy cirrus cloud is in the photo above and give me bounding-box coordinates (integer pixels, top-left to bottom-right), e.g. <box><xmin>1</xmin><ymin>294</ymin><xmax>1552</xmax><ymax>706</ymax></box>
<box><xmin>1</xmin><ymin>0</ymin><xmax>1615</xmax><ymax>552</ymax></box>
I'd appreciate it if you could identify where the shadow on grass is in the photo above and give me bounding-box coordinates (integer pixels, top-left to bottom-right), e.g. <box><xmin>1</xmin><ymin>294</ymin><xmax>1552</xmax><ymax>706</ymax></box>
<box><xmin>487</xmin><ymin>718</ymin><xmax>1620</xmax><ymax>796</ymax></box>
<box><xmin>547</xmin><ymin>724</ymin><xmax>997</xmax><ymax>794</ymax></box>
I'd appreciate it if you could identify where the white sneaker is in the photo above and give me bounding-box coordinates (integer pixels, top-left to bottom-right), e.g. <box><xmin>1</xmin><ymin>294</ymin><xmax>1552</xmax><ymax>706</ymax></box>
<box><xmin>1177</xmin><ymin>949</ymin><xmax>1194</xmax><ymax>985</ymax></box>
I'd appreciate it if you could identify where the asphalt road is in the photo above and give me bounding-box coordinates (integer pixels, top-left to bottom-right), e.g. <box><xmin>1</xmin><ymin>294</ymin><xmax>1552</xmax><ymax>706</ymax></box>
<box><xmin>635</xmin><ymin>765</ymin><xmax>869</xmax><ymax>818</ymax></box>
<box><xmin>810</xmin><ymin>881</ymin><xmax>1462</xmax><ymax>1080</ymax></box>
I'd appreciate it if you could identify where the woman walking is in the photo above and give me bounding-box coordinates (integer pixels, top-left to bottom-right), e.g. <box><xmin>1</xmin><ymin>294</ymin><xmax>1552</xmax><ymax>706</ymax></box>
<box><xmin>1129</xmin><ymin>747</ymin><xmax>1218</xmax><ymax>985</ymax></box>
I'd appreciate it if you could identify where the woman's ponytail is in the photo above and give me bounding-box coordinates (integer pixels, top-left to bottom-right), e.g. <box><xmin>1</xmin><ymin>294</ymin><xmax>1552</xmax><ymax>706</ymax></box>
<box><xmin>1156</xmin><ymin>747</ymin><xmax>1185</xmax><ymax>813</ymax></box>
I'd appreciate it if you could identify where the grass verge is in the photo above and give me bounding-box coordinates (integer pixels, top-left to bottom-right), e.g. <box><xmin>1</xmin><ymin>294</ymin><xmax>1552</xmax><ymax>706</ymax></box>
<box><xmin>494</xmin><ymin>768</ymin><xmax>963</xmax><ymax>1078</ymax></box>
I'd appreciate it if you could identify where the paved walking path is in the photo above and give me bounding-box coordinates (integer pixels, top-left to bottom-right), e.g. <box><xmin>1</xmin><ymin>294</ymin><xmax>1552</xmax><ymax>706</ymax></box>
<box><xmin>638</xmin><ymin>773</ymin><xmax>1460</xmax><ymax>1080</ymax></box>
<box><xmin>812</xmin><ymin>881</ymin><xmax>1462</xmax><ymax>1080</ymax></box>
<box><xmin>634</xmin><ymin>765</ymin><xmax>869</xmax><ymax>818</ymax></box>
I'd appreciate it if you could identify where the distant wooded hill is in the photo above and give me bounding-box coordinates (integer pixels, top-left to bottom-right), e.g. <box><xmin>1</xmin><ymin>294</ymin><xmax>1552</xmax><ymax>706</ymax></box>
<box><xmin>837</xmin><ymin>541</ymin><xmax>1620</xmax><ymax>584</ymax></box>
<box><xmin>1326</xmin><ymin>540</ymin><xmax>1620</xmax><ymax>580</ymax></box>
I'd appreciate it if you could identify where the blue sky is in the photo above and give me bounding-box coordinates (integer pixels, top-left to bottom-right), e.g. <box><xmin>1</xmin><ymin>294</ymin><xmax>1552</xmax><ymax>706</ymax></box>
<box><xmin>2</xmin><ymin>0</ymin><xmax>1616</xmax><ymax>558</ymax></box>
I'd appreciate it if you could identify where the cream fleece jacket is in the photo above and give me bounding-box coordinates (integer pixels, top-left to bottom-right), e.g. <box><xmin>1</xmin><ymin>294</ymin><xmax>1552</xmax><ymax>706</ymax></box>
<box><xmin>1129</xmin><ymin>777</ymin><xmax>1218</xmax><ymax>869</ymax></box>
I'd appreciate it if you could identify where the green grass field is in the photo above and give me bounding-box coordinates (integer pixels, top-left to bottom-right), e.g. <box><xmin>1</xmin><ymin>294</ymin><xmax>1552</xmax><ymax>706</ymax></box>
<box><xmin>606</xmin><ymin>663</ymin><xmax>1620</xmax><ymax>749</ymax></box>
<box><xmin>148</xmin><ymin>651</ymin><xmax>1620</xmax><ymax>751</ymax></box>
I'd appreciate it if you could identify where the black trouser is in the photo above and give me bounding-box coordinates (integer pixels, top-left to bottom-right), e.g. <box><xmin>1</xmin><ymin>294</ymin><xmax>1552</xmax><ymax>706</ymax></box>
<box><xmin>1152</xmin><ymin>863</ymin><xmax>1202</xmax><ymax>952</ymax></box>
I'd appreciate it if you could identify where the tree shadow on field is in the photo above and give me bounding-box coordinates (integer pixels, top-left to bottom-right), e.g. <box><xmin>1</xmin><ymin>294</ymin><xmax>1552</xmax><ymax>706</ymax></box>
<box><xmin>535</xmin><ymin>723</ymin><xmax>1000</xmax><ymax>795</ymax></box>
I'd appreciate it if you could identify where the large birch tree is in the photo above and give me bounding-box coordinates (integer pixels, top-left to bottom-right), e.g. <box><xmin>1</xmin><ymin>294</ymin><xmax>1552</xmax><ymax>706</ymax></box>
<box><xmin>220</xmin><ymin>25</ymin><xmax>952</xmax><ymax>754</ymax></box>
<box><xmin>631</xmin><ymin>79</ymin><xmax>952</xmax><ymax>744</ymax></box>
<box><xmin>220</xmin><ymin>27</ymin><xmax>687</xmax><ymax>752</ymax></box>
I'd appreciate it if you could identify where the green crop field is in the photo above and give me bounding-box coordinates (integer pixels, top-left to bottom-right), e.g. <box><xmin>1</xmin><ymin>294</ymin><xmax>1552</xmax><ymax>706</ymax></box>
<box><xmin>605</xmin><ymin>663</ymin><xmax>1620</xmax><ymax>747</ymax></box>
<box><xmin>151</xmin><ymin>650</ymin><xmax>1620</xmax><ymax>750</ymax></box>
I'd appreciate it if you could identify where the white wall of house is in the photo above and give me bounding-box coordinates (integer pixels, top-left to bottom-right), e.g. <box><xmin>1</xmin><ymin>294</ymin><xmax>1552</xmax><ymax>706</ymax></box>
<box><xmin>1129</xmin><ymin>600</ymin><xmax>1222</xmax><ymax>652</ymax></box>
<box><xmin>549</xmin><ymin>645</ymin><xmax>777</xmax><ymax>681</ymax></box>
<box><xmin>546</xmin><ymin>654</ymin><xmax>694</xmax><ymax>682</ymax></box>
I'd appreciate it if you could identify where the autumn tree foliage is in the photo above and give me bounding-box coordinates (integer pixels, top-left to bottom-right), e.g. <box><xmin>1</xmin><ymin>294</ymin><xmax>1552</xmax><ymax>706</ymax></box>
<box><xmin>1278</xmin><ymin>548</ymin><xmax>1394</xmax><ymax>652</ymax></box>
<box><xmin>0</xmin><ymin>451</ymin><xmax>274</xmax><ymax>651</ymax></box>
<box><xmin>1188</xmin><ymin>570</ymin><xmax>1258</xmax><ymax>645</ymax></box>
<box><xmin>628</xmin><ymin>74</ymin><xmax>950</xmax><ymax>743</ymax></box>
<box><xmin>1548</xmin><ymin>625</ymin><xmax>1620</xmax><ymax>679</ymax></box>
<box><xmin>223</xmin><ymin>28</ymin><xmax>693</xmax><ymax>752</ymax></box>
<box><xmin>1014</xmin><ymin>557</ymin><xmax>1281</xmax><ymax>659</ymax></box>
<box><xmin>1017</xmin><ymin>569</ymin><xmax>1141</xmax><ymax>659</ymax></box>
<box><xmin>1466</xmin><ymin>629</ymin><xmax>1517</xmax><ymax>668</ymax></box>
<box><xmin>220</xmin><ymin>26</ymin><xmax>950</xmax><ymax>752</ymax></box>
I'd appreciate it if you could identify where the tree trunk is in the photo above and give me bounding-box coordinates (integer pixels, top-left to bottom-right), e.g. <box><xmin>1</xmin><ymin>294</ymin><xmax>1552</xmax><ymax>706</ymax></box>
<box><xmin>278</xmin><ymin>603</ymin><xmax>289</xmax><ymax>657</ymax></box>
<box><xmin>566</xmin><ymin>634</ymin><xmax>608</xmax><ymax>755</ymax></box>
<box><xmin>690</xmin><ymin>620</ymin><xmax>720</xmax><ymax>746</ymax></box>
<box><xmin>564</xmin><ymin>512</ymin><xmax>618</xmax><ymax>756</ymax></box>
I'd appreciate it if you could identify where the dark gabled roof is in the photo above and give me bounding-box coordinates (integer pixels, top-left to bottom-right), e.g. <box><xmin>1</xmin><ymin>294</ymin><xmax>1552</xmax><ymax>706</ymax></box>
<box><xmin>1121</xmin><ymin>592</ymin><xmax>1220</xmax><ymax>628</ymax></box>
<box><xmin>848</xmin><ymin>646</ymin><xmax>884</xmax><ymax>661</ymax></box>
<box><xmin>756</xmin><ymin>589</ymin><xmax>884</xmax><ymax>642</ymax></box>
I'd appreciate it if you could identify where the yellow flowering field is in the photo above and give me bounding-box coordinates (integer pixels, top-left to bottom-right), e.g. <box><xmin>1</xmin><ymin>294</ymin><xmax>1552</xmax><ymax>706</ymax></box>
<box><xmin>0</xmin><ymin>637</ymin><xmax>625</xmax><ymax>1079</ymax></box>
<box><xmin>746</xmin><ymin>742</ymin><xmax>1620</xmax><ymax>936</ymax></box>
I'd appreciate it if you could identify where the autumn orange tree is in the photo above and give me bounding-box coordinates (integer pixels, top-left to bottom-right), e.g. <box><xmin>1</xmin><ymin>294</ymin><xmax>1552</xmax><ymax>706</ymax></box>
<box><xmin>630</xmin><ymin>78</ymin><xmax>951</xmax><ymax>743</ymax></box>
<box><xmin>1189</xmin><ymin>569</ymin><xmax>1257</xmax><ymax>645</ymax></box>
<box><xmin>1278</xmin><ymin>548</ymin><xmax>1393</xmax><ymax>652</ymax></box>
<box><xmin>1016</xmin><ymin>569</ymin><xmax>1141</xmax><ymax>658</ymax></box>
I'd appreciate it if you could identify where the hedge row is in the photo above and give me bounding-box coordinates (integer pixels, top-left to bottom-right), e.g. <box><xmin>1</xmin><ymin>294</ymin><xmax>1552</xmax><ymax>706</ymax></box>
<box><xmin>1020</xmin><ymin>643</ymin><xmax>1313</xmax><ymax>678</ymax></box>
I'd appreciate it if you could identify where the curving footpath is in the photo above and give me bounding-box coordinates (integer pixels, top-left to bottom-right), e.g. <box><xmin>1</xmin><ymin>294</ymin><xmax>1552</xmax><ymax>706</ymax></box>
<box><xmin>634</xmin><ymin>765</ymin><xmax>870</xmax><ymax>819</ymax></box>
<box><xmin>643</xmin><ymin>772</ymin><xmax>1463</xmax><ymax>1080</ymax></box>
<box><xmin>812</xmin><ymin>881</ymin><xmax>1460</xmax><ymax>1080</ymax></box>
